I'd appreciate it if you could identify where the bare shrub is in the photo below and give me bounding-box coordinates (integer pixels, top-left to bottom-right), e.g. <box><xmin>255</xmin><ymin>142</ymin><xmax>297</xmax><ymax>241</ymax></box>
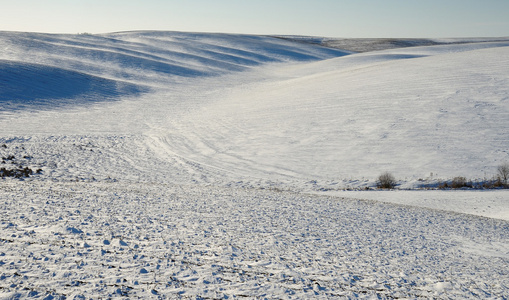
<box><xmin>438</xmin><ymin>181</ymin><xmax>449</xmax><ymax>189</ymax></box>
<box><xmin>494</xmin><ymin>178</ymin><xmax>505</xmax><ymax>188</ymax></box>
<box><xmin>497</xmin><ymin>162</ymin><xmax>509</xmax><ymax>185</ymax></box>
<box><xmin>377</xmin><ymin>172</ymin><xmax>396</xmax><ymax>189</ymax></box>
<box><xmin>451</xmin><ymin>177</ymin><xmax>468</xmax><ymax>189</ymax></box>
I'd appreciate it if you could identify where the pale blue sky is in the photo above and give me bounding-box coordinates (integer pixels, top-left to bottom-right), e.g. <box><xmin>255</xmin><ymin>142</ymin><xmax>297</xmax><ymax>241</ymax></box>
<box><xmin>1</xmin><ymin>0</ymin><xmax>508</xmax><ymax>37</ymax></box>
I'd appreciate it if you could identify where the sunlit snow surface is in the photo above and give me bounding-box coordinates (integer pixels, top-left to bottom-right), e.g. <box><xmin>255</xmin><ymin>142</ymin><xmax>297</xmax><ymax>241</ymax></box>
<box><xmin>1</xmin><ymin>181</ymin><xmax>508</xmax><ymax>298</ymax></box>
<box><xmin>0</xmin><ymin>31</ymin><xmax>508</xmax><ymax>298</ymax></box>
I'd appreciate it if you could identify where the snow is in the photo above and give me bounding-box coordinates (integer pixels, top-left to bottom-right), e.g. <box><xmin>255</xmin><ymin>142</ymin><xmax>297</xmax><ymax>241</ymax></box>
<box><xmin>0</xmin><ymin>31</ymin><xmax>508</xmax><ymax>298</ymax></box>
<box><xmin>1</xmin><ymin>181</ymin><xmax>508</xmax><ymax>298</ymax></box>
<box><xmin>319</xmin><ymin>190</ymin><xmax>509</xmax><ymax>221</ymax></box>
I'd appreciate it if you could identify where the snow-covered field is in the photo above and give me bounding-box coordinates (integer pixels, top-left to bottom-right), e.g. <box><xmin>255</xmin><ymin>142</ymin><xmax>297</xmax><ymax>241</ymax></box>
<box><xmin>1</xmin><ymin>31</ymin><xmax>508</xmax><ymax>298</ymax></box>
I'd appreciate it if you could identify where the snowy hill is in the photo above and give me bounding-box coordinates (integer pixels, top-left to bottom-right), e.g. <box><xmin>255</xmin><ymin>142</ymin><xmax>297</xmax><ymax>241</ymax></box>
<box><xmin>171</xmin><ymin>42</ymin><xmax>509</xmax><ymax>187</ymax></box>
<box><xmin>1</xmin><ymin>31</ymin><xmax>508</xmax><ymax>188</ymax></box>
<box><xmin>1</xmin><ymin>31</ymin><xmax>509</xmax><ymax>298</ymax></box>
<box><xmin>0</xmin><ymin>31</ymin><xmax>347</xmax><ymax>107</ymax></box>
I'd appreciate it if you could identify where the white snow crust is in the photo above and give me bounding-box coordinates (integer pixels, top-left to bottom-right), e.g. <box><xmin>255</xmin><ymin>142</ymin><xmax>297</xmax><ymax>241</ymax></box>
<box><xmin>0</xmin><ymin>31</ymin><xmax>508</xmax><ymax>298</ymax></box>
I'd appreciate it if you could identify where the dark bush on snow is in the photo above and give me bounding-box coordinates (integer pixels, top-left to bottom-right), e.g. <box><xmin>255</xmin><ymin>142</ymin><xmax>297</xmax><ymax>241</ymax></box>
<box><xmin>377</xmin><ymin>172</ymin><xmax>396</xmax><ymax>189</ymax></box>
<box><xmin>451</xmin><ymin>176</ymin><xmax>469</xmax><ymax>189</ymax></box>
<box><xmin>498</xmin><ymin>162</ymin><xmax>509</xmax><ymax>185</ymax></box>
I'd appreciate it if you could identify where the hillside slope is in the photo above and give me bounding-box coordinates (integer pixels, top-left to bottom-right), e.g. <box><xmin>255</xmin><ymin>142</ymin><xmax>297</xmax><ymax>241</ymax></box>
<box><xmin>0</xmin><ymin>31</ymin><xmax>347</xmax><ymax>111</ymax></box>
<box><xmin>0</xmin><ymin>31</ymin><xmax>508</xmax><ymax>188</ymax></box>
<box><xmin>146</xmin><ymin>42</ymin><xmax>509</xmax><ymax>187</ymax></box>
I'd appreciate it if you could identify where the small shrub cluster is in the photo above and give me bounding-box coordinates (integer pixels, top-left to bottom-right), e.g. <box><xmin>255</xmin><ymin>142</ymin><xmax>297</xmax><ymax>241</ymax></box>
<box><xmin>437</xmin><ymin>176</ymin><xmax>507</xmax><ymax>190</ymax></box>
<box><xmin>481</xmin><ymin>178</ymin><xmax>507</xmax><ymax>189</ymax></box>
<box><xmin>438</xmin><ymin>177</ymin><xmax>472</xmax><ymax>189</ymax></box>
<box><xmin>378</xmin><ymin>162</ymin><xmax>509</xmax><ymax>190</ymax></box>
<box><xmin>435</xmin><ymin>178</ymin><xmax>496</xmax><ymax>189</ymax></box>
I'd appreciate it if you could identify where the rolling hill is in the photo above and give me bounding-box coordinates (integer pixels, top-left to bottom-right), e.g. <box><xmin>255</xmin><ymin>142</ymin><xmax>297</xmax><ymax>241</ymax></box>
<box><xmin>3</xmin><ymin>31</ymin><xmax>508</xmax><ymax>188</ymax></box>
<box><xmin>1</xmin><ymin>30</ymin><xmax>509</xmax><ymax>299</ymax></box>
